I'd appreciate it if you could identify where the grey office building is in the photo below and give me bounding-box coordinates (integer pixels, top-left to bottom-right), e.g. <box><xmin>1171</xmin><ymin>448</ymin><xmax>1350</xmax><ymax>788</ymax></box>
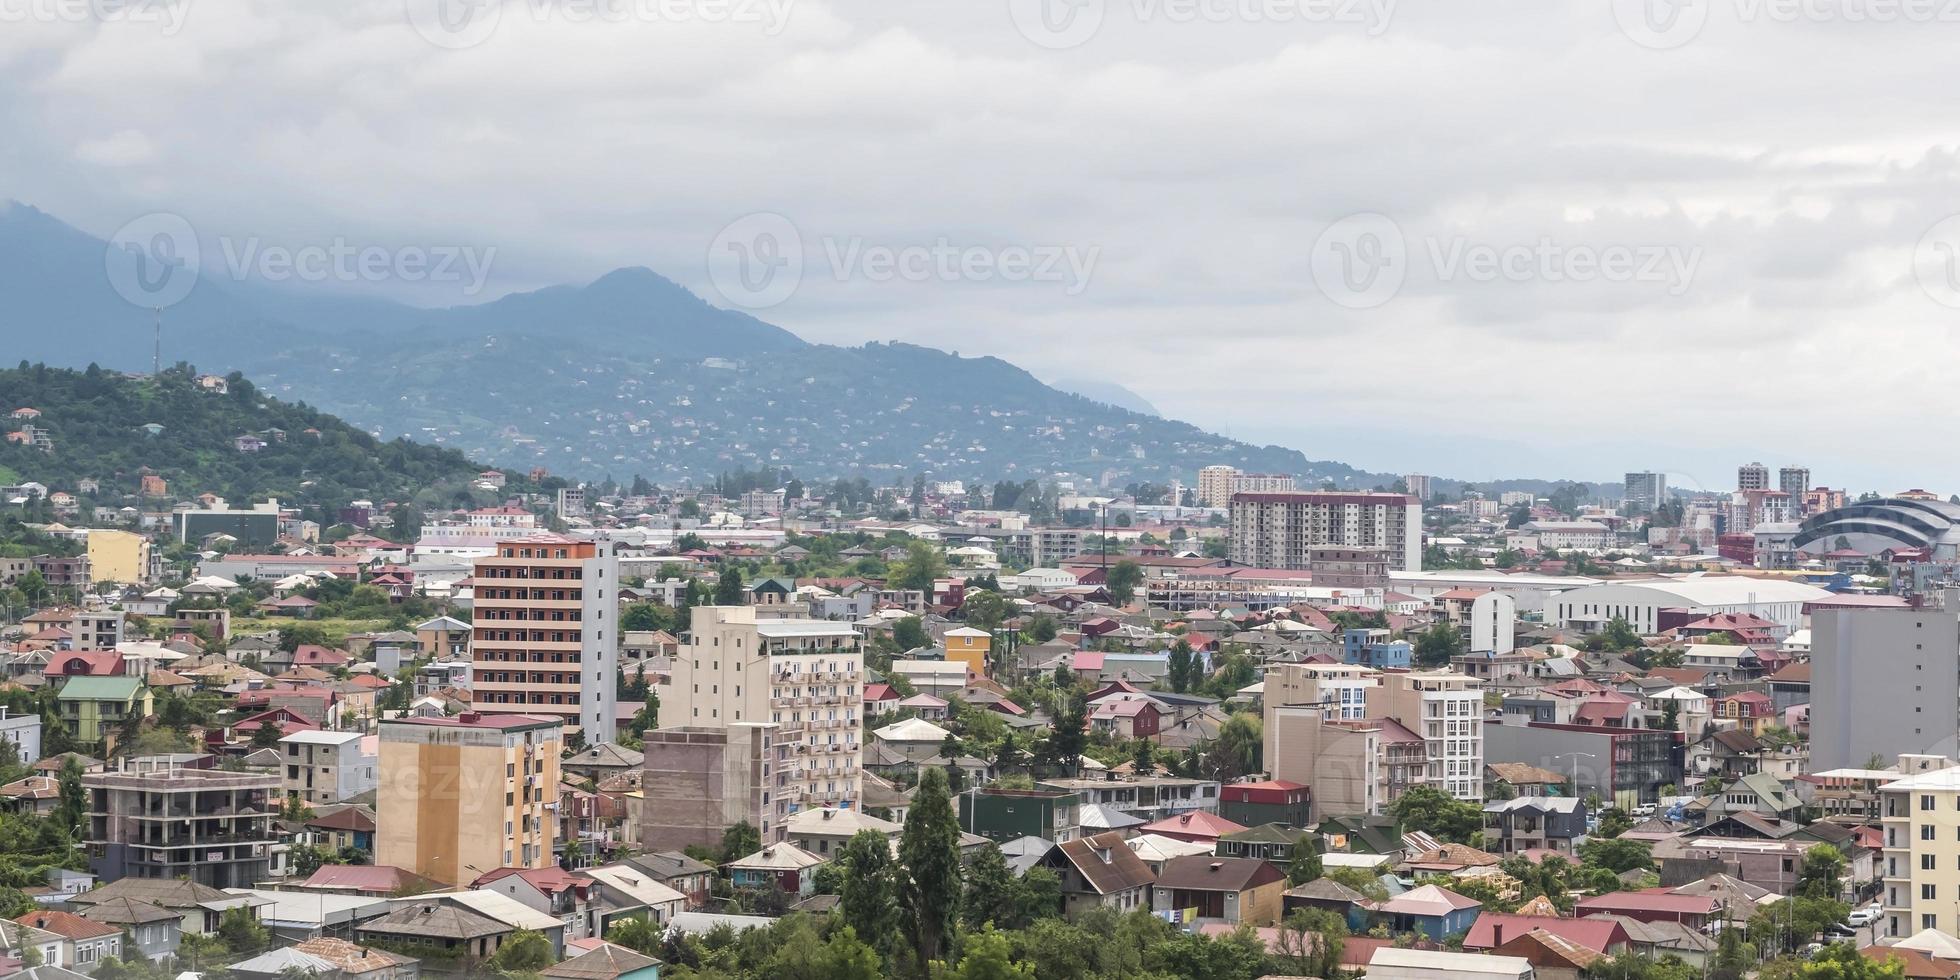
<box><xmin>1810</xmin><ymin>602</ymin><xmax>1960</xmax><ymax>770</ymax></box>
<box><xmin>1624</xmin><ymin>472</ymin><xmax>1667</xmax><ymax>512</ymax></box>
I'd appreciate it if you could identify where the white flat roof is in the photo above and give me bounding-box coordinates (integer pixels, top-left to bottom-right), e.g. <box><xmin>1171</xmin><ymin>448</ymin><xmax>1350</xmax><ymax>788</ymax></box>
<box><xmin>754</xmin><ymin>620</ymin><xmax>860</xmax><ymax>638</ymax></box>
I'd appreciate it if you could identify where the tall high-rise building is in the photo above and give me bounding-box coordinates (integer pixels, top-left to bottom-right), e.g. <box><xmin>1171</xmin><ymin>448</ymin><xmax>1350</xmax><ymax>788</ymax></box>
<box><xmin>375</xmin><ymin>713</ymin><xmax>564</xmax><ymax>886</ymax></box>
<box><xmin>1738</xmin><ymin>462</ymin><xmax>1770</xmax><ymax>492</ymax></box>
<box><xmin>1198</xmin><ymin>466</ymin><xmax>1239</xmax><ymax>508</ymax></box>
<box><xmin>1402</xmin><ymin>474</ymin><xmax>1432</xmax><ymax>502</ymax></box>
<box><xmin>1229</xmin><ymin>491</ymin><xmax>1422</xmax><ymax>571</ymax></box>
<box><xmin>1623</xmin><ymin>471</ymin><xmax>1667</xmax><ymax>512</ymax></box>
<box><xmin>1810</xmin><ymin>602</ymin><xmax>1960</xmax><ymax>772</ymax></box>
<box><xmin>1779</xmin><ymin>466</ymin><xmax>1811</xmax><ymax>498</ymax></box>
<box><xmin>1197</xmin><ymin>466</ymin><xmax>1297</xmax><ymax>508</ymax></box>
<box><xmin>468</xmin><ymin>533</ymin><xmax>619</xmax><ymax>735</ymax></box>
<box><xmin>1876</xmin><ymin>765</ymin><xmax>1960</xmax><ymax>938</ymax></box>
<box><xmin>667</xmin><ymin>606</ymin><xmax>864</xmax><ymax>813</ymax></box>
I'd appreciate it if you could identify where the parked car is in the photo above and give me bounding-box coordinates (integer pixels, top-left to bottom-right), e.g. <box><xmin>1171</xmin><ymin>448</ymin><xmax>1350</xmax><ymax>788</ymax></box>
<box><xmin>1824</xmin><ymin>925</ymin><xmax>1859</xmax><ymax>942</ymax></box>
<box><xmin>1848</xmin><ymin>908</ymin><xmax>1881</xmax><ymax>927</ymax></box>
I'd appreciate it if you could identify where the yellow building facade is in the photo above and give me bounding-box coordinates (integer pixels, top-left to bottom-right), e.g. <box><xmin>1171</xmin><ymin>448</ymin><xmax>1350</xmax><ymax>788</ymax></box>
<box><xmin>85</xmin><ymin>529</ymin><xmax>150</xmax><ymax>585</ymax></box>
<box><xmin>375</xmin><ymin>713</ymin><xmax>562</xmax><ymax>886</ymax></box>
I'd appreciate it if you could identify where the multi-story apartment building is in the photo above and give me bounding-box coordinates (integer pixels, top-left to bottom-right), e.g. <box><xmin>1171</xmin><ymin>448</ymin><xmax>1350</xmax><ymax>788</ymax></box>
<box><xmin>1198</xmin><ymin>466</ymin><xmax>1297</xmax><ymax>508</ymax></box>
<box><xmin>667</xmin><ymin>605</ymin><xmax>864</xmax><ymax>813</ymax></box>
<box><xmin>1263</xmin><ymin>664</ymin><xmax>1483</xmax><ymax>817</ymax></box>
<box><xmin>84</xmin><ymin>529</ymin><xmax>152</xmax><ymax>586</ymax></box>
<box><xmin>1880</xmin><ymin>766</ymin><xmax>1960</xmax><ymax>937</ymax></box>
<box><xmin>1738</xmin><ymin>462</ymin><xmax>1771</xmax><ymax>492</ymax></box>
<box><xmin>1369</xmin><ymin>672</ymin><xmax>1485</xmax><ymax>802</ymax></box>
<box><xmin>278</xmin><ymin>730</ymin><xmax>379</xmax><ymax>806</ymax></box>
<box><xmin>1779</xmin><ymin>466</ymin><xmax>1811</xmax><ymax>498</ymax></box>
<box><xmin>1307</xmin><ymin>546</ymin><xmax>1389</xmax><ymax>590</ymax></box>
<box><xmin>374</xmin><ymin>713</ymin><xmax>564</xmax><ymax>887</ymax></box>
<box><xmin>1624</xmin><ymin>472</ymin><xmax>1667</xmax><ymax>512</ymax></box>
<box><xmin>468</xmin><ymin>534</ymin><xmax>619</xmax><ymax>735</ymax></box>
<box><xmin>84</xmin><ymin>762</ymin><xmax>281</xmax><ymax>889</ymax></box>
<box><xmin>641</xmin><ymin>723</ymin><xmax>783</xmax><ymax>850</ymax></box>
<box><xmin>70</xmin><ymin>609</ymin><xmax>123</xmax><ymax>650</ymax></box>
<box><xmin>1229</xmin><ymin>491</ymin><xmax>1422</xmax><ymax>572</ymax></box>
<box><xmin>1402</xmin><ymin>474</ymin><xmax>1431</xmax><ymax>502</ymax></box>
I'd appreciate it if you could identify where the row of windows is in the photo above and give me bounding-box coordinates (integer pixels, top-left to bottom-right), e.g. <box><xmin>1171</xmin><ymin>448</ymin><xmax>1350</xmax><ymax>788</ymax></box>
<box><xmin>479</xmin><ymin>610</ymin><xmax>585</xmax><ymax>622</ymax></box>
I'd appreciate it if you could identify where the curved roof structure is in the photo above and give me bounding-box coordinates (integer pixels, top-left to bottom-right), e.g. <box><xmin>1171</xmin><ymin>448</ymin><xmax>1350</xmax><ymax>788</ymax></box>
<box><xmin>1793</xmin><ymin>497</ymin><xmax>1960</xmax><ymax>557</ymax></box>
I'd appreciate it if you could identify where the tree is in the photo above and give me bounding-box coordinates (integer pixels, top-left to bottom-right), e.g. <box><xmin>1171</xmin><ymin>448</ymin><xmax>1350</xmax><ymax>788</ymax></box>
<box><xmin>1578</xmin><ymin>837</ymin><xmax>1654</xmax><ymax>874</ymax></box>
<box><xmin>1287</xmin><ymin>833</ymin><xmax>1323</xmax><ymax>885</ymax></box>
<box><xmin>714</xmin><ymin>567</ymin><xmax>746</xmax><ymax>605</ymax></box>
<box><xmin>961</xmin><ymin>590</ymin><xmax>1008</xmax><ymax>633</ymax></box>
<box><xmin>892</xmin><ymin>617</ymin><xmax>929</xmax><ymax>653</ymax></box>
<box><xmin>838</xmin><ymin>829</ymin><xmax>899</xmax><ymax>949</ymax></box>
<box><xmin>1166</xmin><ymin>640</ymin><xmax>1196</xmax><ymax>693</ymax></box>
<box><xmin>935</xmin><ymin>925</ymin><xmax>1032</xmax><ymax>980</ymax></box>
<box><xmin>1596</xmin><ymin>807</ymin><xmax>1633</xmax><ymax>839</ymax></box>
<box><xmin>1273</xmin><ymin>908</ymin><xmax>1345</xmax><ymax>980</ymax></box>
<box><xmin>1105</xmin><ymin>560</ymin><xmax>1144</xmax><ymax>606</ymax></box>
<box><xmin>1388</xmin><ymin>786</ymin><xmax>1484</xmax><ymax>844</ymax></box>
<box><xmin>217</xmin><ymin>905</ymin><xmax>270</xmax><ymax>955</ymax></box>
<box><xmin>604</xmin><ymin>916</ymin><xmax>662</xmax><ymax>954</ymax></box>
<box><xmin>1042</xmin><ymin>693</ymin><xmax>1088</xmax><ymax>773</ymax></box>
<box><xmin>1600</xmin><ymin>616</ymin><xmax>1643</xmax><ymax>652</ymax></box>
<box><xmin>1794</xmin><ymin>943</ymin><xmax>1908</xmax><ymax>980</ymax></box>
<box><xmin>251</xmin><ymin>720</ymin><xmax>284</xmax><ymax>750</ymax></box>
<box><xmin>720</xmin><ymin>822</ymin><xmax>761</xmax><ymax>864</ymax></box>
<box><xmin>1798</xmin><ymin>843</ymin><xmax>1847</xmax><ymax>900</ymax></box>
<box><xmin>1412</xmin><ymin>622</ymin><xmax>1463</xmax><ymax>668</ymax></box>
<box><xmin>486</xmin><ymin>929</ymin><xmax>554</xmax><ymax>973</ymax></box>
<box><xmin>890</xmin><ymin>540</ymin><xmax>948</xmax><ymax>592</ymax></box>
<box><xmin>900</xmin><ymin>766</ymin><xmax>963</xmax><ymax>970</ymax></box>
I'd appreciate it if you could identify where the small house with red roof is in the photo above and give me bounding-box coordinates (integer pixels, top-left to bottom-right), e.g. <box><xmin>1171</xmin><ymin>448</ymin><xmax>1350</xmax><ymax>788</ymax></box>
<box><xmin>470</xmin><ymin>866</ymin><xmax>602</xmax><ymax>942</ymax></box>
<box><xmin>1713</xmin><ymin>691</ymin><xmax>1775</xmax><ymax>735</ymax></box>
<box><xmin>862</xmin><ymin>682</ymin><xmax>900</xmax><ymax>716</ymax></box>
<box><xmin>1463</xmin><ymin>913</ymin><xmax>1632</xmax><ymax>955</ymax></box>
<box><xmin>1137</xmin><ymin>811</ymin><xmax>1247</xmax><ymax>845</ymax></box>
<box><xmin>1088</xmin><ymin>698</ymin><xmax>1162</xmax><ymax>739</ymax></box>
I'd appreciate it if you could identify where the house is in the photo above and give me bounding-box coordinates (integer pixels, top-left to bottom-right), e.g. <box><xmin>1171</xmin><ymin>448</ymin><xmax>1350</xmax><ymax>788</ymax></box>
<box><xmin>1088</xmin><ymin>698</ymin><xmax>1162</xmax><ymax>739</ymax></box>
<box><xmin>1137</xmin><ymin>810</ymin><xmax>1246</xmax><ymax>846</ymax></box>
<box><xmin>1573</xmin><ymin>891</ymin><xmax>1717</xmax><ymax>929</ymax></box>
<box><xmin>0</xmin><ymin>920</ymin><xmax>67</xmax><ymax>973</ymax></box>
<box><xmin>272</xmin><ymin>937</ymin><xmax>419</xmax><ymax>980</ymax></box>
<box><xmin>470</xmin><ymin>867</ymin><xmax>602</xmax><ymax>943</ymax></box>
<box><xmin>295</xmin><ymin>865</ymin><xmax>444</xmax><ymax>898</ymax></box>
<box><xmin>542</xmin><ymin>943</ymin><xmax>662</xmax><ymax>980</ymax></box>
<box><xmin>861</xmin><ymin>683</ymin><xmax>901</xmax><ymax>716</ymax></box>
<box><xmin>871</xmin><ymin>718</ymin><xmax>954</xmax><ymax>762</ymax></box>
<box><xmin>580</xmin><ymin>863</ymin><xmax>688</xmax><ymax>930</ymax></box>
<box><xmin>1046</xmin><ymin>831</ymin><xmax>1155</xmax><ymax>919</ymax></box>
<box><xmin>784</xmin><ymin>807</ymin><xmax>902</xmax><ymax>858</ymax></box>
<box><xmin>1463</xmin><ymin>913</ymin><xmax>1631</xmax><ymax>955</ymax></box>
<box><xmin>1483</xmin><ymin>797</ymin><xmax>1589</xmax><ymax>855</ymax></box>
<box><xmin>1282</xmin><ymin>876</ymin><xmax>1373</xmax><ymax>929</ymax></box>
<box><xmin>12</xmin><ymin>911</ymin><xmax>122</xmax><ymax>973</ymax></box>
<box><xmin>1371</xmin><ymin>883</ymin><xmax>1482</xmax><ymax>941</ymax></box>
<box><xmin>1367</xmin><ymin>947</ymin><xmax>1533</xmax><ymax>980</ymax></box>
<box><xmin>620</xmin><ymin>853</ymin><xmax>713</xmax><ymax>910</ymax></box>
<box><xmin>354</xmin><ymin>899</ymin><xmax>525</xmax><ymax>965</ymax></box>
<box><xmin>1151</xmin><ymin>855</ymin><xmax>1286</xmax><ymax>927</ymax></box>
<box><xmin>1214</xmin><ymin>823</ymin><xmax>1304</xmax><ymax>865</ymax></box>
<box><xmin>1218</xmin><ymin>779</ymin><xmax>1311</xmax><ymax>829</ymax></box>
<box><xmin>722</xmin><ymin>844</ymin><xmax>827</xmax><ymax>898</ymax></box>
<box><xmin>74</xmin><ymin>898</ymin><xmax>178</xmax><ymax>962</ymax></box>
<box><xmin>1484</xmin><ymin>762</ymin><xmax>1568</xmax><ymax>799</ymax></box>
<box><xmin>1489</xmin><ymin>929</ymin><xmax>1607</xmax><ymax>980</ymax></box>
<box><xmin>55</xmin><ymin>676</ymin><xmax>151</xmax><ymax>746</ymax></box>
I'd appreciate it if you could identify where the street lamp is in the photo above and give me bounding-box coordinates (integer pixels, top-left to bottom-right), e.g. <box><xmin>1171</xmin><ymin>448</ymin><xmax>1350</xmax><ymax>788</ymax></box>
<box><xmin>1559</xmin><ymin>752</ymin><xmax>1596</xmax><ymax>800</ymax></box>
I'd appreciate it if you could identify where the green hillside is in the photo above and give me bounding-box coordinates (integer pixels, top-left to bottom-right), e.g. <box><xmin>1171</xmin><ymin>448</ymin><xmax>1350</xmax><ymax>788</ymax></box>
<box><xmin>0</xmin><ymin>363</ymin><xmax>529</xmax><ymax>525</ymax></box>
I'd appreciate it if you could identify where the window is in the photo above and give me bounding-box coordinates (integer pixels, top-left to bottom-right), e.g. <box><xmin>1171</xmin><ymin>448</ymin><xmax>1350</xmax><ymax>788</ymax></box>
<box><xmin>1924</xmin><ymin>884</ymin><xmax>1937</xmax><ymax>901</ymax></box>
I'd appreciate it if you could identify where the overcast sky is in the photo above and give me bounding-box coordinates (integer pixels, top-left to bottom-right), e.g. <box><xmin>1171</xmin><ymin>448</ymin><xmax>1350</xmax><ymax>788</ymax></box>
<box><xmin>4</xmin><ymin>0</ymin><xmax>1958</xmax><ymax>492</ymax></box>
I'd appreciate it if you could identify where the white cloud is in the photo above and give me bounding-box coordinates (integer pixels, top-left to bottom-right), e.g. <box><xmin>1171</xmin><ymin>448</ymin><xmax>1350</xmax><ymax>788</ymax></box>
<box><xmin>3</xmin><ymin>0</ymin><xmax>1960</xmax><ymax>488</ymax></box>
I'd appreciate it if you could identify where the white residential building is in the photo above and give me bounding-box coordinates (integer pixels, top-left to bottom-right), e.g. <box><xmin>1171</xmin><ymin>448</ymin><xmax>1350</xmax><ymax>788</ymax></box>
<box><xmin>668</xmin><ymin>606</ymin><xmax>864</xmax><ymax>812</ymax></box>
<box><xmin>279</xmin><ymin>730</ymin><xmax>379</xmax><ymax>805</ymax></box>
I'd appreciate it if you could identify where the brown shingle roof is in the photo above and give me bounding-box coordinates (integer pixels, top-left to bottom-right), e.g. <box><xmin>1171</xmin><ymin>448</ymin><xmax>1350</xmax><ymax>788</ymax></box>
<box><xmin>1154</xmin><ymin>855</ymin><xmax>1285</xmax><ymax>893</ymax></box>
<box><xmin>1055</xmin><ymin>831</ymin><xmax>1157</xmax><ymax>895</ymax></box>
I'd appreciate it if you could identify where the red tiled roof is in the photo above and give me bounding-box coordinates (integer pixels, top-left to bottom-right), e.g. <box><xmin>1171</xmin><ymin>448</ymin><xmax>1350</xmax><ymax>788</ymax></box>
<box><xmin>1464</xmin><ymin>914</ymin><xmax>1627</xmax><ymax>953</ymax></box>
<box><xmin>1138</xmin><ymin>811</ymin><xmax>1247</xmax><ymax>841</ymax></box>
<box><xmin>15</xmin><ymin>910</ymin><xmax>120</xmax><ymax>940</ymax></box>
